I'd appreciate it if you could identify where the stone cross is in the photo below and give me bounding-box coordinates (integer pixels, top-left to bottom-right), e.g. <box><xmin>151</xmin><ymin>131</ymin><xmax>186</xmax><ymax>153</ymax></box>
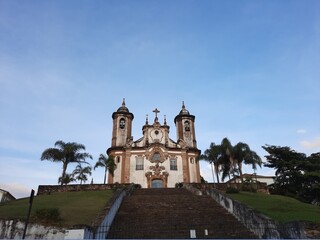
<box><xmin>153</xmin><ymin>108</ymin><xmax>160</xmax><ymax>122</ymax></box>
<box><xmin>153</xmin><ymin>108</ymin><xmax>160</xmax><ymax>118</ymax></box>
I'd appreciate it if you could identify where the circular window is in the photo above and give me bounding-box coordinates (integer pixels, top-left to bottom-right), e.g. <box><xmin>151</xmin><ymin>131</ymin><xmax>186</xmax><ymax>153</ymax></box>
<box><xmin>155</xmin><ymin>130</ymin><xmax>159</xmax><ymax>135</ymax></box>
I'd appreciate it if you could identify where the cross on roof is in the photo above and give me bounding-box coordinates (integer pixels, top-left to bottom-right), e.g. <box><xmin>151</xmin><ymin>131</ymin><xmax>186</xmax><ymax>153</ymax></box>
<box><xmin>153</xmin><ymin>108</ymin><xmax>160</xmax><ymax>118</ymax></box>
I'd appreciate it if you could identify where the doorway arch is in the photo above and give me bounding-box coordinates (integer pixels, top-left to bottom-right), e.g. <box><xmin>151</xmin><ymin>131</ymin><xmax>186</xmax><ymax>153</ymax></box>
<box><xmin>151</xmin><ymin>179</ymin><xmax>163</xmax><ymax>188</ymax></box>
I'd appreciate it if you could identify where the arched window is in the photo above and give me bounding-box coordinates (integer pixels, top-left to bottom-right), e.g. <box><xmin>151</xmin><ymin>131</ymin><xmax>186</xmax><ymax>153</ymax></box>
<box><xmin>190</xmin><ymin>158</ymin><xmax>194</xmax><ymax>164</ymax></box>
<box><xmin>117</xmin><ymin>156</ymin><xmax>120</xmax><ymax>163</ymax></box>
<box><xmin>184</xmin><ymin>121</ymin><xmax>190</xmax><ymax>131</ymax></box>
<box><xmin>119</xmin><ymin>118</ymin><xmax>125</xmax><ymax>129</ymax></box>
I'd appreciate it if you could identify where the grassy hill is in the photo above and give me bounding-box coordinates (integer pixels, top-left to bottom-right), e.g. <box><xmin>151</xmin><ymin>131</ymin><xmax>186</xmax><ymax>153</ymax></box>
<box><xmin>0</xmin><ymin>190</ymin><xmax>114</xmax><ymax>227</ymax></box>
<box><xmin>227</xmin><ymin>191</ymin><xmax>320</xmax><ymax>224</ymax></box>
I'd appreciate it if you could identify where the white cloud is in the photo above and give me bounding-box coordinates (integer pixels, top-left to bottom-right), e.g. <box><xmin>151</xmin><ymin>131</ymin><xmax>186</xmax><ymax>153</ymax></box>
<box><xmin>300</xmin><ymin>137</ymin><xmax>320</xmax><ymax>150</ymax></box>
<box><xmin>296</xmin><ymin>129</ymin><xmax>307</xmax><ymax>134</ymax></box>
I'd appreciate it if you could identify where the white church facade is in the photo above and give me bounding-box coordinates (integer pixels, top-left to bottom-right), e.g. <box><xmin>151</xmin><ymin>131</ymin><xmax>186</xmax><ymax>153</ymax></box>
<box><xmin>107</xmin><ymin>100</ymin><xmax>201</xmax><ymax>188</ymax></box>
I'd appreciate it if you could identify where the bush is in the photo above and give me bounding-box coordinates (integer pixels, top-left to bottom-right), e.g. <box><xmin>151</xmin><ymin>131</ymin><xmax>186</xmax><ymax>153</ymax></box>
<box><xmin>32</xmin><ymin>208</ymin><xmax>62</xmax><ymax>224</ymax></box>
<box><xmin>226</xmin><ymin>187</ymin><xmax>239</xmax><ymax>194</ymax></box>
<box><xmin>175</xmin><ymin>182</ymin><xmax>183</xmax><ymax>188</ymax></box>
<box><xmin>241</xmin><ymin>184</ymin><xmax>257</xmax><ymax>193</ymax></box>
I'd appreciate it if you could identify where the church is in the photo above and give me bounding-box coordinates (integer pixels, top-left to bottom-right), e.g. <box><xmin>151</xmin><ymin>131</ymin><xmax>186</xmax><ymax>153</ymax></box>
<box><xmin>107</xmin><ymin>100</ymin><xmax>201</xmax><ymax>188</ymax></box>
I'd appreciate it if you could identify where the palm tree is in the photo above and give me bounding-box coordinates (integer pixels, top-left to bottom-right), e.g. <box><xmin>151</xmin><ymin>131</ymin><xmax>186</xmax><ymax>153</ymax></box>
<box><xmin>232</xmin><ymin>142</ymin><xmax>262</xmax><ymax>182</ymax></box>
<box><xmin>72</xmin><ymin>164</ymin><xmax>92</xmax><ymax>184</ymax></box>
<box><xmin>94</xmin><ymin>154</ymin><xmax>116</xmax><ymax>184</ymax></box>
<box><xmin>58</xmin><ymin>173</ymin><xmax>76</xmax><ymax>185</ymax></box>
<box><xmin>219</xmin><ymin>138</ymin><xmax>234</xmax><ymax>182</ymax></box>
<box><xmin>41</xmin><ymin>140</ymin><xmax>92</xmax><ymax>185</ymax></box>
<box><xmin>201</xmin><ymin>143</ymin><xmax>221</xmax><ymax>183</ymax></box>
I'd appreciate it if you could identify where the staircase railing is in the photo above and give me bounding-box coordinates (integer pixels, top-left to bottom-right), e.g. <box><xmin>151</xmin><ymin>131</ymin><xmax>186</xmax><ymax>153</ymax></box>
<box><xmin>89</xmin><ymin>184</ymin><xmax>135</xmax><ymax>239</ymax></box>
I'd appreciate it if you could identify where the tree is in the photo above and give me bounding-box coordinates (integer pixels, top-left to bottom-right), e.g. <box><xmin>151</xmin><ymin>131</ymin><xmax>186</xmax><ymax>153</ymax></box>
<box><xmin>41</xmin><ymin>140</ymin><xmax>92</xmax><ymax>185</ymax></box>
<box><xmin>201</xmin><ymin>143</ymin><xmax>221</xmax><ymax>183</ymax></box>
<box><xmin>201</xmin><ymin>138</ymin><xmax>262</xmax><ymax>183</ymax></box>
<box><xmin>72</xmin><ymin>165</ymin><xmax>92</xmax><ymax>184</ymax></box>
<box><xmin>232</xmin><ymin>142</ymin><xmax>262</xmax><ymax>182</ymax></box>
<box><xmin>263</xmin><ymin>145</ymin><xmax>320</xmax><ymax>203</ymax></box>
<box><xmin>58</xmin><ymin>173</ymin><xmax>76</xmax><ymax>185</ymax></box>
<box><xmin>94</xmin><ymin>154</ymin><xmax>116</xmax><ymax>184</ymax></box>
<box><xmin>219</xmin><ymin>138</ymin><xmax>234</xmax><ymax>182</ymax></box>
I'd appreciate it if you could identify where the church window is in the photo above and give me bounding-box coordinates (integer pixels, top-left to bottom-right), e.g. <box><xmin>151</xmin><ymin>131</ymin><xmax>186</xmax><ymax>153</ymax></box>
<box><xmin>170</xmin><ymin>158</ymin><xmax>177</xmax><ymax>170</ymax></box>
<box><xmin>117</xmin><ymin>156</ymin><xmax>120</xmax><ymax>163</ymax></box>
<box><xmin>119</xmin><ymin>118</ymin><xmax>125</xmax><ymax>129</ymax></box>
<box><xmin>190</xmin><ymin>158</ymin><xmax>194</xmax><ymax>164</ymax></box>
<box><xmin>136</xmin><ymin>157</ymin><xmax>144</xmax><ymax>170</ymax></box>
<box><xmin>184</xmin><ymin>121</ymin><xmax>190</xmax><ymax>131</ymax></box>
<box><xmin>152</xmin><ymin>152</ymin><xmax>161</xmax><ymax>162</ymax></box>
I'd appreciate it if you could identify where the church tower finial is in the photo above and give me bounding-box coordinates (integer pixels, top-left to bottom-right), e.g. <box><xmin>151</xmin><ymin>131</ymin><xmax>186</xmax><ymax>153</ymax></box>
<box><xmin>164</xmin><ymin>115</ymin><xmax>167</xmax><ymax>125</ymax></box>
<box><xmin>122</xmin><ymin>98</ymin><xmax>126</xmax><ymax>107</ymax></box>
<box><xmin>182</xmin><ymin>101</ymin><xmax>185</xmax><ymax>109</ymax></box>
<box><xmin>146</xmin><ymin>114</ymin><xmax>149</xmax><ymax>125</ymax></box>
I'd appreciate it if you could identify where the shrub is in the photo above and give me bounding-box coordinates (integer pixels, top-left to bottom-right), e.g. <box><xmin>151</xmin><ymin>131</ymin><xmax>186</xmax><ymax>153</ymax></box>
<box><xmin>241</xmin><ymin>184</ymin><xmax>257</xmax><ymax>193</ymax></box>
<box><xmin>226</xmin><ymin>187</ymin><xmax>239</xmax><ymax>194</ymax></box>
<box><xmin>32</xmin><ymin>208</ymin><xmax>62</xmax><ymax>224</ymax></box>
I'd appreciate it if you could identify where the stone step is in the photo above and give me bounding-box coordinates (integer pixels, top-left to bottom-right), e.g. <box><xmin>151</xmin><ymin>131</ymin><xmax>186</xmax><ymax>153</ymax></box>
<box><xmin>107</xmin><ymin>188</ymin><xmax>256</xmax><ymax>239</ymax></box>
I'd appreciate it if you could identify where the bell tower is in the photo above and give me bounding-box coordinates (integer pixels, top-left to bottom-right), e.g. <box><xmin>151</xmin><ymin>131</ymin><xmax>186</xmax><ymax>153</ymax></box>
<box><xmin>111</xmin><ymin>99</ymin><xmax>134</xmax><ymax>147</ymax></box>
<box><xmin>174</xmin><ymin>102</ymin><xmax>197</xmax><ymax>148</ymax></box>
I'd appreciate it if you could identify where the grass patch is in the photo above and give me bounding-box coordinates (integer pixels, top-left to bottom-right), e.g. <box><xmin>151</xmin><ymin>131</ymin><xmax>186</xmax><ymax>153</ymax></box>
<box><xmin>0</xmin><ymin>190</ymin><xmax>114</xmax><ymax>227</ymax></box>
<box><xmin>227</xmin><ymin>191</ymin><xmax>320</xmax><ymax>223</ymax></box>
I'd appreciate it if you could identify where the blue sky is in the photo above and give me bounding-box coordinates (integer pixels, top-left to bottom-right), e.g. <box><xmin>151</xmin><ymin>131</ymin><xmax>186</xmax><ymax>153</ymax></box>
<box><xmin>1</xmin><ymin>0</ymin><xmax>319</xmax><ymax>198</ymax></box>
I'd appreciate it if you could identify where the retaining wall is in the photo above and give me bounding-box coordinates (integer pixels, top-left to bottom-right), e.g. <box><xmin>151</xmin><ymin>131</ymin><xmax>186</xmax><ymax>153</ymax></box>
<box><xmin>37</xmin><ymin>183</ymin><xmax>131</xmax><ymax>195</ymax></box>
<box><xmin>0</xmin><ymin>219</ymin><xmax>65</xmax><ymax>239</ymax></box>
<box><xmin>183</xmin><ymin>184</ymin><xmax>306</xmax><ymax>239</ymax></box>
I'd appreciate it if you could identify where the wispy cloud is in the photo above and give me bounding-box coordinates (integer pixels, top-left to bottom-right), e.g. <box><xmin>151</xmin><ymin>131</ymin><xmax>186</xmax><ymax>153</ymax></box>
<box><xmin>300</xmin><ymin>137</ymin><xmax>320</xmax><ymax>149</ymax></box>
<box><xmin>296</xmin><ymin>129</ymin><xmax>307</xmax><ymax>134</ymax></box>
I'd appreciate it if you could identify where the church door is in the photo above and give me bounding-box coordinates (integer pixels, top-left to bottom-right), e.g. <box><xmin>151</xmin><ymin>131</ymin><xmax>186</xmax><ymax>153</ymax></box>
<box><xmin>151</xmin><ymin>179</ymin><xmax>163</xmax><ymax>188</ymax></box>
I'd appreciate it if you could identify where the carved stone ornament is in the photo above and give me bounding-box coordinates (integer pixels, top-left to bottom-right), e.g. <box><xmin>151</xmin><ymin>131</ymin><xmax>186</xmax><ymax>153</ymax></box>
<box><xmin>145</xmin><ymin>163</ymin><xmax>169</xmax><ymax>188</ymax></box>
<box><xmin>149</xmin><ymin>163</ymin><xmax>165</xmax><ymax>177</ymax></box>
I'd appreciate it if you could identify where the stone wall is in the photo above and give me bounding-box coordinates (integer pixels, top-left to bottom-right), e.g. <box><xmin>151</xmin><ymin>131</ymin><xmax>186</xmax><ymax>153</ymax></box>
<box><xmin>0</xmin><ymin>219</ymin><xmax>65</xmax><ymax>239</ymax></box>
<box><xmin>37</xmin><ymin>183</ymin><xmax>132</xmax><ymax>195</ymax></box>
<box><xmin>189</xmin><ymin>182</ymin><xmax>268</xmax><ymax>192</ymax></box>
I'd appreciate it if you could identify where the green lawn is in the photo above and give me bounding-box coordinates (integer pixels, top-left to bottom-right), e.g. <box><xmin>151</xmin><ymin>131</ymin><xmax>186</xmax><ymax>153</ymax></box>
<box><xmin>0</xmin><ymin>190</ymin><xmax>114</xmax><ymax>227</ymax></box>
<box><xmin>228</xmin><ymin>191</ymin><xmax>320</xmax><ymax>223</ymax></box>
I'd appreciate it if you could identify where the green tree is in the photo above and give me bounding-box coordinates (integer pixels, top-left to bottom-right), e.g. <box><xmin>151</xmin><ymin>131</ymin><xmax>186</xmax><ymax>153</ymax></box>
<box><xmin>94</xmin><ymin>154</ymin><xmax>116</xmax><ymax>184</ymax></box>
<box><xmin>72</xmin><ymin>165</ymin><xmax>92</xmax><ymax>184</ymax></box>
<box><xmin>263</xmin><ymin>145</ymin><xmax>320</xmax><ymax>203</ymax></box>
<box><xmin>41</xmin><ymin>140</ymin><xmax>92</xmax><ymax>185</ymax></box>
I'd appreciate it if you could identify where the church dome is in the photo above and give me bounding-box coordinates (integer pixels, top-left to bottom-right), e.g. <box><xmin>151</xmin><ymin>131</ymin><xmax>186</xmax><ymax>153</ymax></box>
<box><xmin>179</xmin><ymin>101</ymin><xmax>190</xmax><ymax>115</ymax></box>
<box><xmin>117</xmin><ymin>99</ymin><xmax>129</xmax><ymax>113</ymax></box>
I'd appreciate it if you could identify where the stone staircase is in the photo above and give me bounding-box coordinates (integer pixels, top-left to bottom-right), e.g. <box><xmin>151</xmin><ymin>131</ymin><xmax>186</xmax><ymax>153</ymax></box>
<box><xmin>107</xmin><ymin>188</ymin><xmax>256</xmax><ymax>239</ymax></box>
